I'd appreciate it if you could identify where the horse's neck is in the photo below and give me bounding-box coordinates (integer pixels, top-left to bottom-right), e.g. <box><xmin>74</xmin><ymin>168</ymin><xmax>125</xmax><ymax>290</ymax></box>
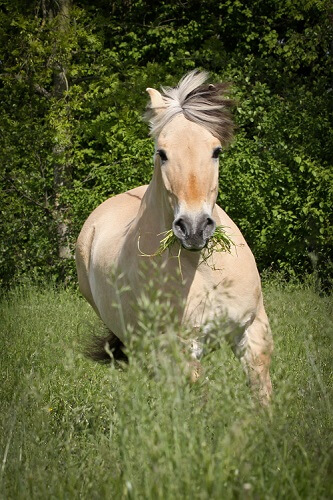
<box><xmin>136</xmin><ymin>168</ymin><xmax>173</xmax><ymax>236</ymax></box>
<box><xmin>123</xmin><ymin>169</ymin><xmax>173</xmax><ymax>258</ymax></box>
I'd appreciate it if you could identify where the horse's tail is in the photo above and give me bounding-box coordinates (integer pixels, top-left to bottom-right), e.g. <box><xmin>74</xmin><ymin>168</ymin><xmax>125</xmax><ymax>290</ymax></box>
<box><xmin>84</xmin><ymin>330</ymin><xmax>128</xmax><ymax>364</ymax></box>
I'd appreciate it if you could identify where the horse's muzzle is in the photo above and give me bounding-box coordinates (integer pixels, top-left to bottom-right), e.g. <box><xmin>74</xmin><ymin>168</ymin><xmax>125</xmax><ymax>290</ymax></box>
<box><xmin>172</xmin><ymin>214</ymin><xmax>216</xmax><ymax>251</ymax></box>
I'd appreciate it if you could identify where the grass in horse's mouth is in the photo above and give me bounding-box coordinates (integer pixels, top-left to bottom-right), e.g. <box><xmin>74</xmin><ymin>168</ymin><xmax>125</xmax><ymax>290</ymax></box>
<box><xmin>205</xmin><ymin>225</ymin><xmax>234</xmax><ymax>255</ymax></box>
<box><xmin>138</xmin><ymin>225</ymin><xmax>235</xmax><ymax>280</ymax></box>
<box><xmin>138</xmin><ymin>226</ymin><xmax>234</xmax><ymax>260</ymax></box>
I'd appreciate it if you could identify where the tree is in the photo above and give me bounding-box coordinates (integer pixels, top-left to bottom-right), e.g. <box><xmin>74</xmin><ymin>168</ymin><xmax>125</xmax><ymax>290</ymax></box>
<box><xmin>0</xmin><ymin>0</ymin><xmax>332</xmax><ymax>288</ymax></box>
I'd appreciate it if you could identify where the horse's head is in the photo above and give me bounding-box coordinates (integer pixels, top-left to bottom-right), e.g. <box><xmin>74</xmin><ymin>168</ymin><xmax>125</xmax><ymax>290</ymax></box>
<box><xmin>154</xmin><ymin>115</ymin><xmax>221</xmax><ymax>251</ymax></box>
<box><xmin>147</xmin><ymin>71</ymin><xmax>233</xmax><ymax>250</ymax></box>
<box><xmin>146</xmin><ymin>71</ymin><xmax>234</xmax><ymax>251</ymax></box>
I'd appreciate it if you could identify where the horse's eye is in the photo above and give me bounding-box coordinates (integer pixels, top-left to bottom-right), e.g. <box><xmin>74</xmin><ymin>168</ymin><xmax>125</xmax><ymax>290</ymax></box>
<box><xmin>212</xmin><ymin>147</ymin><xmax>222</xmax><ymax>159</ymax></box>
<box><xmin>157</xmin><ymin>149</ymin><xmax>168</xmax><ymax>163</ymax></box>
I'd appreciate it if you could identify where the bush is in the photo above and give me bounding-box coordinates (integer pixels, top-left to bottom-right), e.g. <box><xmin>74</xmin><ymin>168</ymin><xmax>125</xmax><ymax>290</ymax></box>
<box><xmin>0</xmin><ymin>0</ymin><xmax>331</xmax><ymax>288</ymax></box>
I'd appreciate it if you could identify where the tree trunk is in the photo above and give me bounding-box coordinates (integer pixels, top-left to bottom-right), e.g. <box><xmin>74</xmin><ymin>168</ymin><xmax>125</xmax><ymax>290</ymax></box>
<box><xmin>52</xmin><ymin>0</ymin><xmax>72</xmax><ymax>261</ymax></box>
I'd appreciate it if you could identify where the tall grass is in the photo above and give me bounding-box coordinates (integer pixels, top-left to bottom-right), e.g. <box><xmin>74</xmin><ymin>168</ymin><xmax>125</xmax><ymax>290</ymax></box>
<box><xmin>0</xmin><ymin>280</ymin><xmax>332</xmax><ymax>499</ymax></box>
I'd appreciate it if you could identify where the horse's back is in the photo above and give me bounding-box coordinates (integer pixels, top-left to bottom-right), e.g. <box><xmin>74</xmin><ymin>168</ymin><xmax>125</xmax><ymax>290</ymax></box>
<box><xmin>75</xmin><ymin>185</ymin><xmax>147</xmax><ymax>308</ymax></box>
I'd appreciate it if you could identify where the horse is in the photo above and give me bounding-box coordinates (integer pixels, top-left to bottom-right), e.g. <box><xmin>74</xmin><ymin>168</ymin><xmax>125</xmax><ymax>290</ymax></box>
<box><xmin>76</xmin><ymin>70</ymin><xmax>273</xmax><ymax>405</ymax></box>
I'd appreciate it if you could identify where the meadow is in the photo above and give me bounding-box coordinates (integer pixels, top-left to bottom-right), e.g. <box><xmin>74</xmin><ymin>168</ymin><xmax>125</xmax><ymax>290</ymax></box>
<box><xmin>0</xmin><ymin>279</ymin><xmax>332</xmax><ymax>499</ymax></box>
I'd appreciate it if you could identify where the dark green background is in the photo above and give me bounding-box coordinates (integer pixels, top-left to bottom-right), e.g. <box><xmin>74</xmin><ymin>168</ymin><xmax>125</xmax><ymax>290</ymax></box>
<box><xmin>0</xmin><ymin>0</ymin><xmax>332</xmax><ymax>288</ymax></box>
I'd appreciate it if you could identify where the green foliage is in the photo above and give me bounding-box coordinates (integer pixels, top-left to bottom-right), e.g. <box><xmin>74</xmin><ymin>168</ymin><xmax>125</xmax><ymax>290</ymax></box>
<box><xmin>0</xmin><ymin>283</ymin><xmax>332</xmax><ymax>497</ymax></box>
<box><xmin>0</xmin><ymin>0</ymin><xmax>332</xmax><ymax>287</ymax></box>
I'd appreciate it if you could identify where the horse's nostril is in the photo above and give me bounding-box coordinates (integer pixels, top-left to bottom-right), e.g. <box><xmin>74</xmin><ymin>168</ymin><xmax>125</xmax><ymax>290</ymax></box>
<box><xmin>206</xmin><ymin>217</ymin><xmax>214</xmax><ymax>228</ymax></box>
<box><xmin>174</xmin><ymin>218</ymin><xmax>187</xmax><ymax>237</ymax></box>
<box><xmin>203</xmin><ymin>216</ymin><xmax>216</xmax><ymax>239</ymax></box>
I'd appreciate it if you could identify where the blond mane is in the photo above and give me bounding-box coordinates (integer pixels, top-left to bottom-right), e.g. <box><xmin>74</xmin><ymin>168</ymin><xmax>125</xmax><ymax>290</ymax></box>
<box><xmin>145</xmin><ymin>70</ymin><xmax>234</xmax><ymax>146</ymax></box>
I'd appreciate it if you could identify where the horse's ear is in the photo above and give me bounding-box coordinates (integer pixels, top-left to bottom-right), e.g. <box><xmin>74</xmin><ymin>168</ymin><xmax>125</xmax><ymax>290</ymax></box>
<box><xmin>146</xmin><ymin>87</ymin><xmax>166</xmax><ymax>114</ymax></box>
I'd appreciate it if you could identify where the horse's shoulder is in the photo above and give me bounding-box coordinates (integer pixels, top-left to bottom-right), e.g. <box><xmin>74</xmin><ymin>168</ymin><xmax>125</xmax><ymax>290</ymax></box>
<box><xmin>76</xmin><ymin>185</ymin><xmax>148</xmax><ymax>257</ymax></box>
<box><xmin>213</xmin><ymin>204</ymin><xmax>259</xmax><ymax>279</ymax></box>
<box><xmin>214</xmin><ymin>204</ymin><xmax>246</xmax><ymax>243</ymax></box>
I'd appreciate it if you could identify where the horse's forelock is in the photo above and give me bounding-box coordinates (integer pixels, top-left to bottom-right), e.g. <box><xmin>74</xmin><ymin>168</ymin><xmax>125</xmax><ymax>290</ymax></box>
<box><xmin>146</xmin><ymin>70</ymin><xmax>234</xmax><ymax>146</ymax></box>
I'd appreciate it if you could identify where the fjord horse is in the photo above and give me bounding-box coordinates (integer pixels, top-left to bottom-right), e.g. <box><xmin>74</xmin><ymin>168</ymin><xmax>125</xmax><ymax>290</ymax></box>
<box><xmin>76</xmin><ymin>71</ymin><xmax>273</xmax><ymax>404</ymax></box>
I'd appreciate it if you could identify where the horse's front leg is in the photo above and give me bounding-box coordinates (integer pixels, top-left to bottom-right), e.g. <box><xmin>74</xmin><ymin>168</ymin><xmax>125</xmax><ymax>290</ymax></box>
<box><xmin>179</xmin><ymin>336</ymin><xmax>204</xmax><ymax>382</ymax></box>
<box><xmin>234</xmin><ymin>309</ymin><xmax>273</xmax><ymax>406</ymax></box>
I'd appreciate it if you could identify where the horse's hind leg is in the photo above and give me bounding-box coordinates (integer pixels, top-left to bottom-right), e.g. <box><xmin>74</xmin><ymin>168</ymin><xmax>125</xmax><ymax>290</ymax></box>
<box><xmin>236</xmin><ymin>308</ymin><xmax>273</xmax><ymax>405</ymax></box>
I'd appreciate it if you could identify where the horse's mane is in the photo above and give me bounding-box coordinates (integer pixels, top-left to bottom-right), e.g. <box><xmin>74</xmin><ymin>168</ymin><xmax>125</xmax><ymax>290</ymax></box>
<box><xmin>145</xmin><ymin>70</ymin><xmax>234</xmax><ymax>146</ymax></box>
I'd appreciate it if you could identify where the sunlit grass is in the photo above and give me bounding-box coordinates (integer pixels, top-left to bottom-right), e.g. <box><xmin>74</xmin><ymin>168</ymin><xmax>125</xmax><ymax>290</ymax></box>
<box><xmin>0</xmin><ymin>279</ymin><xmax>332</xmax><ymax>499</ymax></box>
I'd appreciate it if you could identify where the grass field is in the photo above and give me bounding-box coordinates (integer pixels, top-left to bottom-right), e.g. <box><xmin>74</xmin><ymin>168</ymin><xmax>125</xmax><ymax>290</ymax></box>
<box><xmin>0</xmin><ymin>280</ymin><xmax>332</xmax><ymax>499</ymax></box>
